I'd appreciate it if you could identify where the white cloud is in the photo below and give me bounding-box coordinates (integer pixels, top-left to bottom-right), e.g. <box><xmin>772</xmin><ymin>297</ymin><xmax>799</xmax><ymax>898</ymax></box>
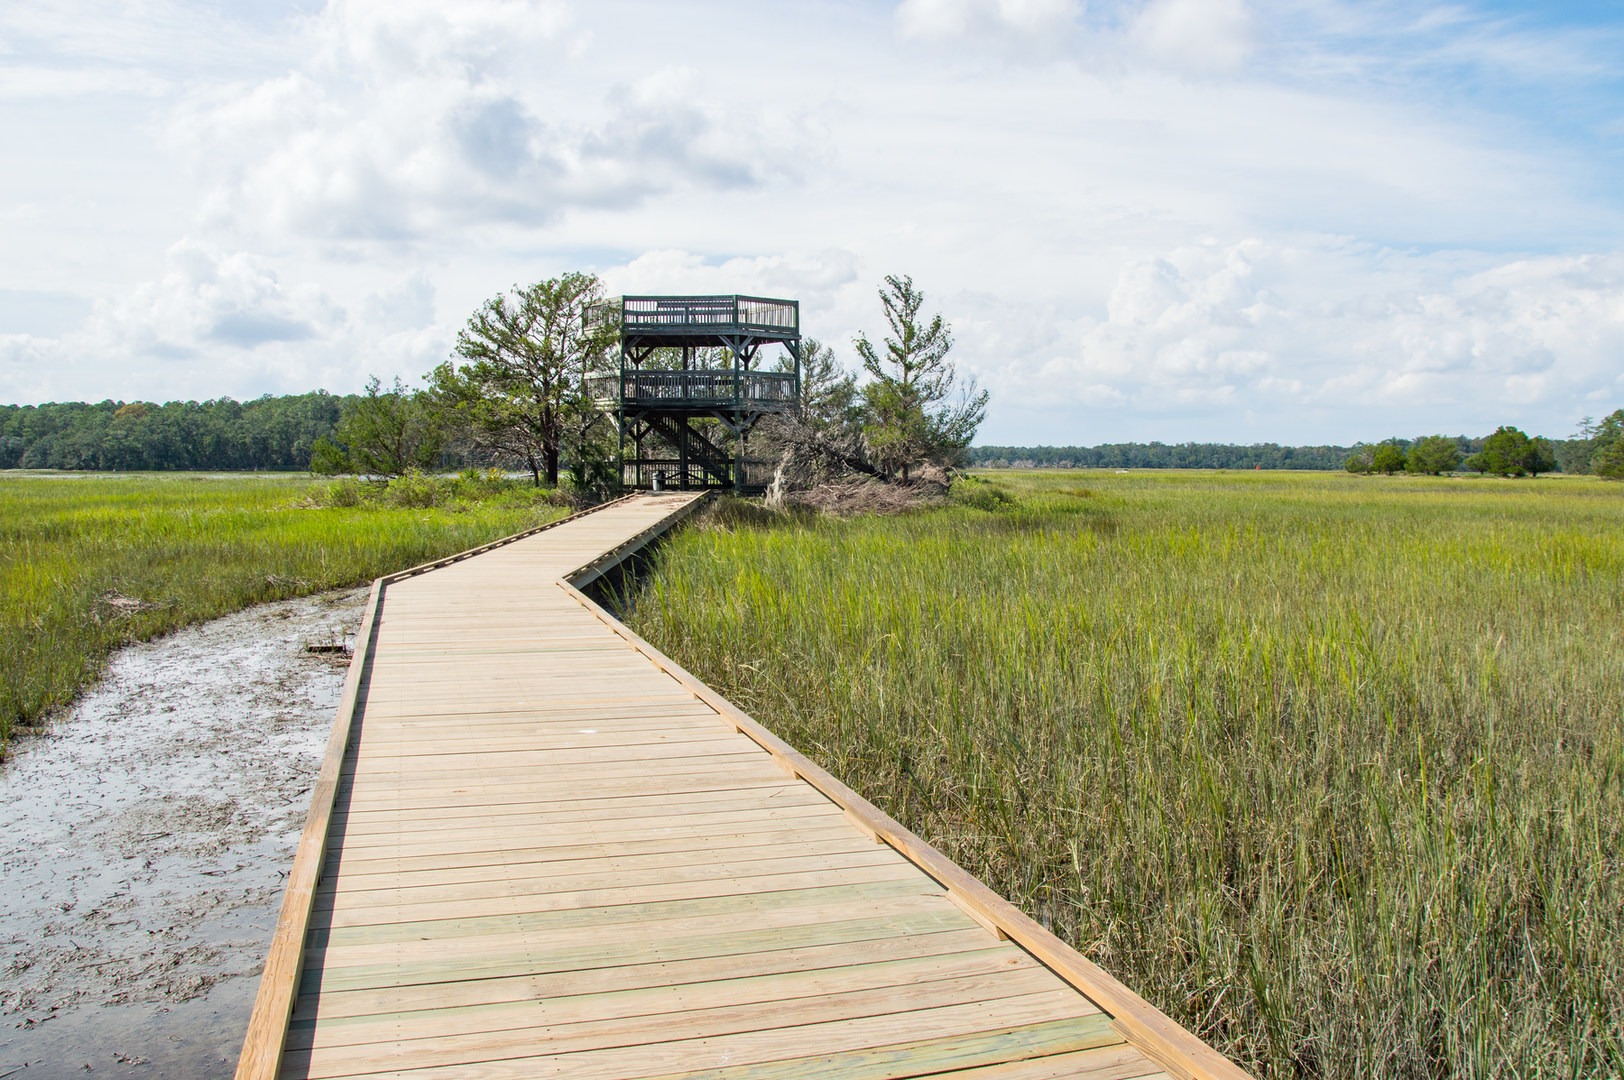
<box><xmin>987</xmin><ymin>239</ymin><xmax>1624</xmax><ymax>441</ymax></box>
<box><xmin>0</xmin><ymin>67</ymin><xmax>168</xmax><ymax>100</ymax></box>
<box><xmin>170</xmin><ymin>0</ymin><xmax>790</xmax><ymax>248</ymax></box>
<box><xmin>605</xmin><ymin>249</ymin><xmax>863</xmax><ymax>310</ymax></box>
<box><xmin>87</xmin><ymin>239</ymin><xmax>343</xmax><ymax>355</ymax></box>
<box><xmin>1130</xmin><ymin>0</ymin><xmax>1255</xmax><ymax>75</ymax></box>
<box><xmin>0</xmin><ymin>242</ymin><xmax>452</xmax><ymax>402</ymax></box>
<box><xmin>309</xmin><ymin>0</ymin><xmax>572</xmax><ymax>78</ymax></box>
<box><xmin>896</xmin><ymin>0</ymin><xmax>1081</xmax><ymax>40</ymax></box>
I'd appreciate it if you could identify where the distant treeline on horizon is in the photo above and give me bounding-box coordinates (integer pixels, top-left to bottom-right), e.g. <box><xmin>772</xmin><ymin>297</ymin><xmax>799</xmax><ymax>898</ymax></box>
<box><xmin>0</xmin><ymin>394</ymin><xmax>1597</xmax><ymax>474</ymax></box>
<box><xmin>0</xmin><ymin>394</ymin><xmax>356</xmax><ymax>472</ymax></box>
<box><xmin>970</xmin><ymin>442</ymin><xmax>1353</xmax><ymax>470</ymax></box>
<box><xmin>972</xmin><ymin>430</ymin><xmax>1597</xmax><ymax>473</ymax></box>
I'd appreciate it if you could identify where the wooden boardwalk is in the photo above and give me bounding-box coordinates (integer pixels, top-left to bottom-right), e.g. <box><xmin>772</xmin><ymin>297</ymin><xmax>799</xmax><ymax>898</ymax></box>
<box><xmin>238</xmin><ymin>494</ymin><xmax>1248</xmax><ymax>1080</ymax></box>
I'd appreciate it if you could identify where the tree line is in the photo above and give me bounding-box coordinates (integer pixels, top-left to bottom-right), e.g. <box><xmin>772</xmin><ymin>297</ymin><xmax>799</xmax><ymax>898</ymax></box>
<box><xmin>0</xmin><ymin>393</ymin><xmax>350</xmax><ymax>472</ymax></box>
<box><xmin>971</xmin><ymin>412</ymin><xmax>1624</xmax><ymax>478</ymax></box>
<box><xmin>1342</xmin><ymin>415</ymin><xmax>1624</xmax><ymax>477</ymax></box>
<box><xmin>970</xmin><ymin>442</ymin><xmax>1352</xmax><ymax>470</ymax></box>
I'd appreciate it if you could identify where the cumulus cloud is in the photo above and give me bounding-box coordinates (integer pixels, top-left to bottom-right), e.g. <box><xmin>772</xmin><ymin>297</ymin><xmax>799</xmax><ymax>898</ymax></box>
<box><xmin>605</xmin><ymin>248</ymin><xmax>863</xmax><ymax>309</ymax></box>
<box><xmin>87</xmin><ymin>240</ymin><xmax>343</xmax><ymax>357</ymax></box>
<box><xmin>896</xmin><ymin>0</ymin><xmax>1081</xmax><ymax>41</ymax></box>
<box><xmin>1129</xmin><ymin>0</ymin><xmax>1255</xmax><ymax>75</ymax></box>
<box><xmin>982</xmin><ymin>239</ymin><xmax>1624</xmax><ymax>441</ymax></box>
<box><xmin>171</xmin><ymin>0</ymin><xmax>784</xmax><ymax>246</ymax></box>
<box><xmin>893</xmin><ymin>0</ymin><xmax>1260</xmax><ymax>72</ymax></box>
<box><xmin>0</xmin><ymin>242</ymin><xmax>451</xmax><ymax>403</ymax></box>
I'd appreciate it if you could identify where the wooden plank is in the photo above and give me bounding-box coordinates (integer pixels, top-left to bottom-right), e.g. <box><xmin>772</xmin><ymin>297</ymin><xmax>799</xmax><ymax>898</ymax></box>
<box><xmin>302</xmin><ymin>907</ymin><xmax>984</xmax><ymax>995</ymax></box>
<box><xmin>287</xmin><ymin>946</ymin><xmax>1041</xmax><ymax>1054</ymax></box>
<box><xmin>322</xmin><ymin>819</ymin><xmax>864</xmax><ymax>876</ymax></box>
<box><xmin>327</xmin><ymin>783</ymin><xmax>824</xmax><ymax>830</ymax></box>
<box><xmin>631</xmin><ymin>1015</ymin><xmax>1123</xmax><ymax>1080</ymax></box>
<box><xmin>349</xmin><ymin>725</ymin><xmax>727</xmax><ymax>750</ymax></box>
<box><xmin>287</xmin><ymin>966</ymin><xmax>1069</xmax><ymax>1079</ymax></box>
<box><xmin>935</xmin><ymin>1042</ymin><xmax>1169</xmax><ymax>1079</ymax></box>
<box><xmin>343</xmin><ymin>736</ymin><xmax>759</xmax><ymax>775</ymax></box>
<box><xmin>328</xmin><ymin>774</ymin><xmax>805</xmax><ymax>815</ymax></box>
<box><xmin>347</xmin><ymin>692</ymin><xmax>700</xmax><ymax>719</ymax></box>
<box><xmin>326</xmin><ymin>779</ymin><xmax>824</xmax><ymax>828</ymax></box>
<box><xmin>280</xmin><ymin>994</ymin><xmax>1098</xmax><ymax>1080</ymax></box>
<box><xmin>319</xmin><ymin>825</ymin><xmax>876</xmax><ymax>883</ymax></box>
<box><xmin>317</xmin><ymin>831</ymin><xmax>887</xmax><ymax>894</ymax></box>
<box><xmin>309</xmin><ymin>877</ymin><xmax>940</xmax><ymax>950</ymax></box>
<box><xmin>328</xmin><ymin>790</ymin><xmax>835</xmax><ymax>829</ymax></box>
<box><xmin>335</xmin><ymin>757</ymin><xmax>786</xmax><ymax>799</ymax></box>
<box><xmin>304</xmin><ymin>891</ymin><xmax>965</xmax><ymax>974</ymax></box>
<box><xmin>311</xmin><ymin>847</ymin><xmax>911</xmax><ymax>916</ymax></box>
<box><xmin>292</xmin><ymin>928</ymin><xmax>1005</xmax><ymax>1024</ymax></box>
<box><xmin>314</xmin><ymin>861</ymin><xmax>931</xmax><ymax>930</ymax></box>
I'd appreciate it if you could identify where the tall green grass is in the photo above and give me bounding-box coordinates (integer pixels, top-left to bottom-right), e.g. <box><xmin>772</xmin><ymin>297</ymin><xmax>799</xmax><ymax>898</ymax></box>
<box><xmin>0</xmin><ymin>473</ymin><xmax>569</xmax><ymax>744</ymax></box>
<box><xmin>628</xmin><ymin>470</ymin><xmax>1624</xmax><ymax>1078</ymax></box>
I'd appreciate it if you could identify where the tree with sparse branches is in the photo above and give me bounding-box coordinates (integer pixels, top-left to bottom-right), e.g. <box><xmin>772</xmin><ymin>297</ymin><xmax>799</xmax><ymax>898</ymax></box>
<box><xmin>1563</xmin><ymin>409</ymin><xmax>1624</xmax><ymax>475</ymax></box>
<box><xmin>854</xmin><ymin>275</ymin><xmax>987</xmax><ymax>482</ymax></box>
<box><xmin>429</xmin><ymin>272</ymin><xmax>616</xmax><ymax>487</ymax></box>
<box><xmin>756</xmin><ymin>338</ymin><xmax>876</xmax><ymax>490</ymax></box>
<box><xmin>796</xmin><ymin>337</ymin><xmax>861</xmax><ymax>435</ymax></box>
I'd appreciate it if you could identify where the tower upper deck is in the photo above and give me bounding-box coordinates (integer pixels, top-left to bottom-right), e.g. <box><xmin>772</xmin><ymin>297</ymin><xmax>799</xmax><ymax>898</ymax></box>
<box><xmin>588</xmin><ymin>294</ymin><xmax>799</xmax><ymax>348</ymax></box>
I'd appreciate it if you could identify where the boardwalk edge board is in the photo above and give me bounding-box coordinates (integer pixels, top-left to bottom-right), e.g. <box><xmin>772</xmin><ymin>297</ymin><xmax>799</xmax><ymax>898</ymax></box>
<box><xmin>235</xmin><ymin>493</ymin><xmax>1252</xmax><ymax>1080</ymax></box>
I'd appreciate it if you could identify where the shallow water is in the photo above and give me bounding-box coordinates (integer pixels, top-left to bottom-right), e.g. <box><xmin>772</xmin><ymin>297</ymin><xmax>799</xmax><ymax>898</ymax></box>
<box><xmin>0</xmin><ymin>588</ymin><xmax>368</xmax><ymax>1079</ymax></box>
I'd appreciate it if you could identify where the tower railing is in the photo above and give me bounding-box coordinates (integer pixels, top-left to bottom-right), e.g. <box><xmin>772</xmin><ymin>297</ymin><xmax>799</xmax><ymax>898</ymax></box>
<box><xmin>591</xmin><ymin>295</ymin><xmax>798</xmax><ymax>335</ymax></box>
<box><xmin>588</xmin><ymin>369</ymin><xmax>797</xmax><ymax>408</ymax></box>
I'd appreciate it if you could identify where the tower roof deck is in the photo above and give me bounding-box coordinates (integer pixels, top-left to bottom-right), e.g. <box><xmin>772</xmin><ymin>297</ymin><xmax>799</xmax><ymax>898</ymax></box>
<box><xmin>590</xmin><ymin>294</ymin><xmax>799</xmax><ymax>346</ymax></box>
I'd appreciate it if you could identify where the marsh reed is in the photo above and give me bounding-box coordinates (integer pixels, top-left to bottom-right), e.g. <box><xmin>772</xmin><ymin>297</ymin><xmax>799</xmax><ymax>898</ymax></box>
<box><xmin>628</xmin><ymin>470</ymin><xmax>1624</xmax><ymax>1078</ymax></box>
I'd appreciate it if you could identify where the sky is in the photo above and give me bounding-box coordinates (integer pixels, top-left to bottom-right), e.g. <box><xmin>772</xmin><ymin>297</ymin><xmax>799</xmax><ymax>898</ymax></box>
<box><xmin>3</xmin><ymin>0</ymin><xmax>1623</xmax><ymax>446</ymax></box>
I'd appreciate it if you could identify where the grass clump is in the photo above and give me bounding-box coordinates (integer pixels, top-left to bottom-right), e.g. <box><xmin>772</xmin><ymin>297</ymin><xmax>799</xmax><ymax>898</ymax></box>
<box><xmin>0</xmin><ymin>472</ymin><xmax>571</xmax><ymax>745</ymax></box>
<box><xmin>626</xmin><ymin>469</ymin><xmax>1624</xmax><ymax>1078</ymax></box>
<box><xmin>308</xmin><ymin>468</ymin><xmax>579</xmax><ymax>512</ymax></box>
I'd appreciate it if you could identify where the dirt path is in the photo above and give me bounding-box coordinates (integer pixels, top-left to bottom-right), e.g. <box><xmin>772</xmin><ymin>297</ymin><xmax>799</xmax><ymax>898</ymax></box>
<box><xmin>0</xmin><ymin>588</ymin><xmax>369</xmax><ymax>1079</ymax></box>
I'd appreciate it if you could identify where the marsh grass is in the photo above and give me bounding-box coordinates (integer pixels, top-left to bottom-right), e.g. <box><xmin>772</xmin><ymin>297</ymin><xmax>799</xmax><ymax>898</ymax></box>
<box><xmin>629</xmin><ymin>470</ymin><xmax>1624</xmax><ymax>1078</ymax></box>
<box><xmin>0</xmin><ymin>472</ymin><xmax>569</xmax><ymax>744</ymax></box>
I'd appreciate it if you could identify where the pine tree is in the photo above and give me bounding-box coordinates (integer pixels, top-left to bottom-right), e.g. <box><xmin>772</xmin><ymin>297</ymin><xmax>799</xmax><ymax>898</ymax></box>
<box><xmin>854</xmin><ymin>275</ymin><xmax>987</xmax><ymax>482</ymax></box>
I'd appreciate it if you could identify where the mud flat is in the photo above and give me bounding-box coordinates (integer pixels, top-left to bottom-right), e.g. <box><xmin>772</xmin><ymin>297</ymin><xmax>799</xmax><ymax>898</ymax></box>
<box><xmin>1</xmin><ymin>588</ymin><xmax>368</xmax><ymax>1079</ymax></box>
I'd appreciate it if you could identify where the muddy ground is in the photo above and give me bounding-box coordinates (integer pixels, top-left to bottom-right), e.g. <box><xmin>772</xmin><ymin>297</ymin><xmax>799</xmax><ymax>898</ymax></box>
<box><xmin>0</xmin><ymin>588</ymin><xmax>369</xmax><ymax>1079</ymax></box>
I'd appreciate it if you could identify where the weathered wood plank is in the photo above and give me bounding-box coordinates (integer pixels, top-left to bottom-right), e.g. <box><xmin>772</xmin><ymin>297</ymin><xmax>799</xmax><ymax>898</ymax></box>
<box><xmin>286</xmin><ymin>947</ymin><xmax>1040</xmax><ymax>1054</ymax></box>
<box><xmin>290</xmin><ymin>928</ymin><xmax>1006</xmax><ymax>1024</ymax></box>
<box><xmin>936</xmin><ymin>1042</ymin><xmax>1169</xmax><ymax>1079</ymax></box>
<box><xmin>313</xmin><ymin>861</ymin><xmax>931</xmax><ymax>930</ymax></box>
<box><xmin>322</xmin><ymin>824</ymin><xmax>873</xmax><ymax>882</ymax></box>
<box><xmin>303</xmin><ymin>891</ymin><xmax>966</xmax><ymax>974</ymax></box>
<box><xmin>287</xmin><ymin>966</ymin><xmax>1069</xmax><ymax>1079</ymax></box>
<box><xmin>280</xmin><ymin>995</ymin><xmax>1100</xmax><ymax>1080</ymax></box>
<box><xmin>302</xmin><ymin>906</ymin><xmax>984</xmax><ymax>995</ymax></box>
<box><xmin>308</xmin><ymin>876</ymin><xmax>939</xmax><ymax>950</ymax></box>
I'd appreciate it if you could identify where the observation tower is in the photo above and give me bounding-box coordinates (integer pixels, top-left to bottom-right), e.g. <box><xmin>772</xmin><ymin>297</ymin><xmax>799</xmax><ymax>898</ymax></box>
<box><xmin>586</xmin><ymin>295</ymin><xmax>801</xmax><ymax>492</ymax></box>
